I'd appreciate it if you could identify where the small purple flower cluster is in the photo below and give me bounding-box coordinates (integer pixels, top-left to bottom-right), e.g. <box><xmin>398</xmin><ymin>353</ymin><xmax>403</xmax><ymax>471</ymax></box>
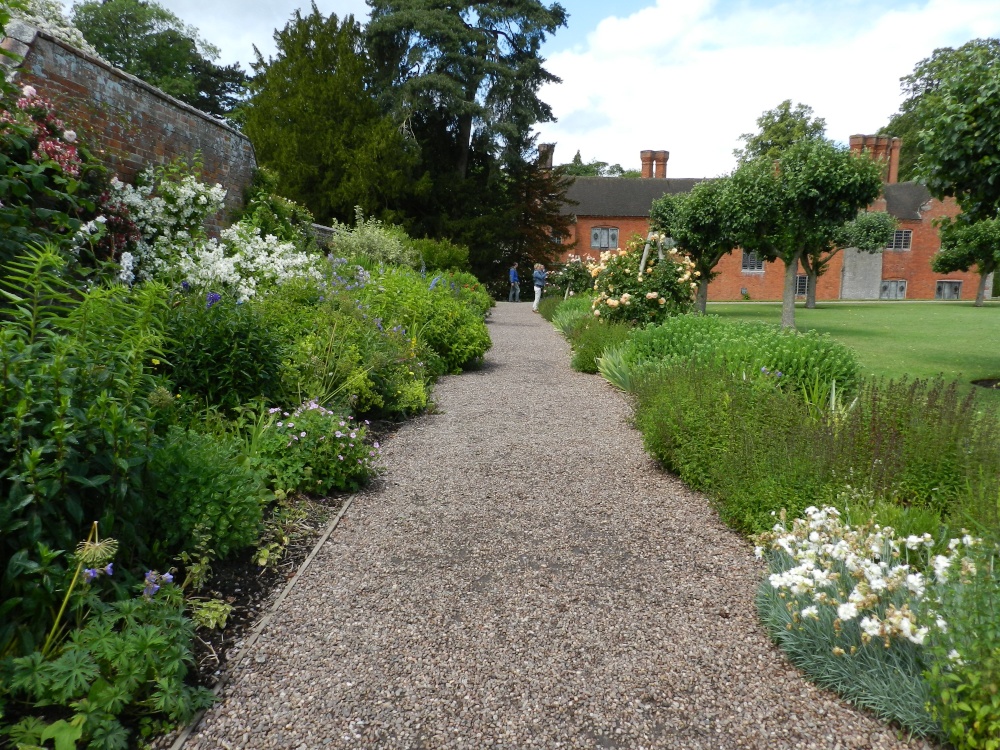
<box><xmin>83</xmin><ymin>563</ymin><xmax>114</xmax><ymax>583</ymax></box>
<box><xmin>206</xmin><ymin>291</ymin><xmax>222</xmax><ymax>309</ymax></box>
<box><xmin>761</xmin><ymin>366</ymin><xmax>784</xmax><ymax>378</ymax></box>
<box><xmin>143</xmin><ymin>570</ymin><xmax>174</xmax><ymax>598</ymax></box>
<box><xmin>326</xmin><ymin>256</ymin><xmax>369</xmax><ymax>292</ymax></box>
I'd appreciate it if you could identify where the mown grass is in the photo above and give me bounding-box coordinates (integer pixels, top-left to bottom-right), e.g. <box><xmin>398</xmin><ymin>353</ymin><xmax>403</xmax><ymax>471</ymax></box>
<box><xmin>707</xmin><ymin>301</ymin><xmax>1000</xmax><ymax>399</ymax></box>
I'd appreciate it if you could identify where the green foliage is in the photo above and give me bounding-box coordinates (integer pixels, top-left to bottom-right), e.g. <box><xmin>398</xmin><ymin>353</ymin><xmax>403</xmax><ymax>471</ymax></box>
<box><xmin>72</xmin><ymin>0</ymin><xmax>248</xmax><ymax>119</ymax></box>
<box><xmin>734</xmin><ymin>100</ymin><xmax>827</xmax><ymax>164</ymax></box>
<box><xmin>558</xmin><ymin>150</ymin><xmax>639</xmax><ymax>178</ymax></box>
<box><xmin>245</xmin><ymin>7</ymin><xmax>417</xmax><ymax>224</ymax></box>
<box><xmin>924</xmin><ymin>543</ymin><xmax>1000</xmax><ymax>750</ymax></box>
<box><xmin>879</xmin><ymin>109</ymin><xmax>921</xmax><ymax>182</ymax></box>
<box><xmin>407</xmin><ymin>236</ymin><xmax>470</xmax><ymax>272</ymax></box>
<box><xmin>147</xmin><ymin>426</ymin><xmax>268</xmax><ymax>560</ymax></box>
<box><xmin>568</xmin><ymin>320</ymin><xmax>631</xmax><ymax>374</ymax></box>
<box><xmin>329</xmin><ymin>207</ymin><xmax>417</xmax><ymax>267</ymax></box>
<box><xmin>163</xmin><ymin>290</ymin><xmax>285</xmax><ymax>411</ymax></box>
<box><xmin>249</xmin><ymin>277</ymin><xmax>429</xmax><ymax>417</ymax></box>
<box><xmin>932</xmin><ymin>216</ymin><xmax>1000</xmax><ymax>305</ymax></box>
<box><xmin>902</xmin><ymin>39</ymin><xmax>1000</xmax><ymax>222</ymax></box>
<box><xmin>617</xmin><ymin>314</ymin><xmax>861</xmax><ymax>396</ymax></box>
<box><xmin>591</xmin><ymin>239</ymin><xmax>697</xmax><ymax>324</ymax></box>
<box><xmin>836</xmin><ymin>210</ymin><xmax>898</xmax><ymax>253</ymax></box>
<box><xmin>1</xmin><ymin>581</ymin><xmax>214</xmax><ymax>749</ymax></box>
<box><xmin>238</xmin><ymin>168</ymin><xmax>321</xmax><ymax>254</ymax></box>
<box><xmin>0</xmin><ymin>250</ymin><xmax>168</xmax><ymax>655</ymax></box>
<box><xmin>256</xmin><ymin>403</ymin><xmax>378</xmax><ymax>495</ymax></box>
<box><xmin>359</xmin><ymin>267</ymin><xmax>491</xmax><ymax>376</ymax></box>
<box><xmin>549</xmin><ymin>294</ymin><xmax>592</xmax><ymax>337</ymax></box>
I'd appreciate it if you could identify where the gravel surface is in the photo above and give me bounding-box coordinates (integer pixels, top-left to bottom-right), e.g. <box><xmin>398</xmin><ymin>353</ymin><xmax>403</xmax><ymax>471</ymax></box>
<box><xmin>185</xmin><ymin>302</ymin><xmax>933</xmax><ymax>749</ymax></box>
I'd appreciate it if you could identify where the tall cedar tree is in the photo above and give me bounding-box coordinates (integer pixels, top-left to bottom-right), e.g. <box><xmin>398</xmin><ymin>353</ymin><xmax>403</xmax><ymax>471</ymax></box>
<box><xmin>365</xmin><ymin>0</ymin><xmax>571</xmax><ymax>288</ymax></box>
<box><xmin>72</xmin><ymin>0</ymin><xmax>247</xmax><ymax>119</ymax></box>
<box><xmin>244</xmin><ymin>5</ymin><xmax>421</xmax><ymax>225</ymax></box>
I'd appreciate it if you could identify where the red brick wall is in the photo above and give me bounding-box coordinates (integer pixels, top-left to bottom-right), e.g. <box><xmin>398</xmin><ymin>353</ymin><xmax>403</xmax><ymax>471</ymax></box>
<box><xmin>562</xmin><ymin>217</ymin><xmax>653</xmax><ymax>262</ymax></box>
<box><xmin>876</xmin><ymin>197</ymin><xmax>983</xmax><ymax>300</ymax></box>
<box><xmin>2</xmin><ymin>26</ymin><xmax>256</xmax><ymax>228</ymax></box>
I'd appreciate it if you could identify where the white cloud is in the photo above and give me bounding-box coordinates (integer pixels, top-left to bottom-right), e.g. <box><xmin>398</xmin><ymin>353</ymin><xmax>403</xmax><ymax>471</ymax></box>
<box><xmin>536</xmin><ymin>0</ymin><xmax>1000</xmax><ymax>177</ymax></box>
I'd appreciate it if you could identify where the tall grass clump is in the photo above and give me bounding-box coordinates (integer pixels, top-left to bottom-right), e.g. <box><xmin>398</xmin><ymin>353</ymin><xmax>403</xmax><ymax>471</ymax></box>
<box><xmin>569</xmin><ymin>320</ymin><xmax>631</xmax><ymax>374</ymax></box>
<box><xmin>549</xmin><ymin>295</ymin><xmax>592</xmax><ymax>338</ymax></box>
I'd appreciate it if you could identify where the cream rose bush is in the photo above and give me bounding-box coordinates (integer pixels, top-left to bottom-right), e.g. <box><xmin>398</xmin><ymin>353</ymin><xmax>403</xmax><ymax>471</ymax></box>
<box><xmin>589</xmin><ymin>235</ymin><xmax>697</xmax><ymax>325</ymax></box>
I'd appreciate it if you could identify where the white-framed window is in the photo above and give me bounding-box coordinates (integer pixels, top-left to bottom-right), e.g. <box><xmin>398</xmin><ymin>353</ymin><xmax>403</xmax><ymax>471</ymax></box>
<box><xmin>590</xmin><ymin>227</ymin><xmax>619</xmax><ymax>250</ymax></box>
<box><xmin>880</xmin><ymin>279</ymin><xmax>907</xmax><ymax>300</ymax></box>
<box><xmin>795</xmin><ymin>274</ymin><xmax>808</xmax><ymax>297</ymax></box>
<box><xmin>886</xmin><ymin>230</ymin><xmax>913</xmax><ymax>250</ymax></box>
<box><xmin>936</xmin><ymin>280</ymin><xmax>962</xmax><ymax>300</ymax></box>
<box><xmin>741</xmin><ymin>250</ymin><xmax>764</xmax><ymax>272</ymax></box>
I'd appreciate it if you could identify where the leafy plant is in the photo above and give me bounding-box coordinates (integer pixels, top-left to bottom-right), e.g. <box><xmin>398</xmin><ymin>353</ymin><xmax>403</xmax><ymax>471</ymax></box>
<box><xmin>163</xmin><ymin>288</ymin><xmax>285</xmax><ymax>410</ymax></box>
<box><xmin>568</xmin><ymin>320</ymin><xmax>631</xmax><ymax>374</ymax></box>
<box><xmin>257</xmin><ymin>402</ymin><xmax>380</xmax><ymax>496</ymax></box>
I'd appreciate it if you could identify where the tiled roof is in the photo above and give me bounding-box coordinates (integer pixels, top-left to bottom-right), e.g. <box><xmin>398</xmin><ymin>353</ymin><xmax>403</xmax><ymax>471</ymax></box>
<box><xmin>564</xmin><ymin>176</ymin><xmax>703</xmax><ymax>217</ymax></box>
<box><xmin>883</xmin><ymin>182</ymin><xmax>932</xmax><ymax>220</ymax></box>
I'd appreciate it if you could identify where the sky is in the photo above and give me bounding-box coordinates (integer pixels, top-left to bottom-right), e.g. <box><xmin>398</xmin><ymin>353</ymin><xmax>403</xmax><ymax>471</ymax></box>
<box><xmin>59</xmin><ymin>0</ymin><xmax>1000</xmax><ymax>177</ymax></box>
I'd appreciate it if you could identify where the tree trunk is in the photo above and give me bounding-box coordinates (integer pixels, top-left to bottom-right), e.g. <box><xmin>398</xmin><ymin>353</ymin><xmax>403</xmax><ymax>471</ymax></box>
<box><xmin>781</xmin><ymin>252</ymin><xmax>800</xmax><ymax>329</ymax></box>
<box><xmin>976</xmin><ymin>271</ymin><xmax>988</xmax><ymax>307</ymax></box>
<box><xmin>456</xmin><ymin>113</ymin><xmax>473</xmax><ymax>179</ymax></box>
<box><xmin>696</xmin><ymin>278</ymin><xmax>709</xmax><ymax>314</ymax></box>
<box><xmin>806</xmin><ymin>270</ymin><xmax>818</xmax><ymax>308</ymax></box>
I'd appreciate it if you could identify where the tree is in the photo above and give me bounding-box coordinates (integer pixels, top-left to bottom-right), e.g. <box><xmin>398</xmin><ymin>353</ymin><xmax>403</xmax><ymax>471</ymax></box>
<box><xmin>366</xmin><ymin>0</ymin><xmax>567</xmax><ymax>179</ymax></box>
<box><xmin>801</xmin><ymin>210</ymin><xmax>897</xmax><ymax>308</ymax></box>
<box><xmin>244</xmin><ymin>5</ymin><xmax>420</xmax><ymax>225</ymax></box>
<box><xmin>729</xmin><ymin>140</ymin><xmax>884</xmax><ymax>328</ymax></box>
<box><xmin>651</xmin><ymin>179</ymin><xmax>737</xmax><ymax>313</ymax></box>
<box><xmin>561</xmin><ymin>150</ymin><xmax>639</xmax><ymax>178</ymax></box>
<box><xmin>734</xmin><ymin>99</ymin><xmax>826</xmax><ymax>164</ymax></box>
<box><xmin>72</xmin><ymin>0</ymin><xmax>247</xmax><ymax>119</ymax></box>
<box><xmin>900</xmin><ymin>39</ymin><xmax>1000</xmax><ymax>222</ymax></box>
<box><xmin>877</xmin><ymin>110</ymin><xmax>920</xmax><ymax>182</ymax></box>
<box><xmin>931</xmin><ymin>216</ymin><xmax>1000</xmax><ymax>306</ymax></box>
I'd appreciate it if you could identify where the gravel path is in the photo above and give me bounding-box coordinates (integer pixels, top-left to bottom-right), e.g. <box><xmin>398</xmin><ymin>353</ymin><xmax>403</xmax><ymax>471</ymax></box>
<box><xmin>186</xmin><ymin>302</ymin><xmax>930</xmax><ymax>750</ymax></box>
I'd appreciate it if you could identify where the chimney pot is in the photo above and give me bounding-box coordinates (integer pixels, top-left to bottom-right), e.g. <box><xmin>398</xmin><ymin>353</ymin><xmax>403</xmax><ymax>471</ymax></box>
<box><xmin>640</xmin><ymin>150</ymin><xmax>654</xmax><ymax>179</ymax></box>
<box><xmin>654</xmin><ymin>150</ymin><xmax>669</xmax><ymax>179</ymax></box>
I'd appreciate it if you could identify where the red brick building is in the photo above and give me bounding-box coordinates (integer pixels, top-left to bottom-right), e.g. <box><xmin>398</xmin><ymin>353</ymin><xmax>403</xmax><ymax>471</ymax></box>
<box><xmin>559</xmin><ymin>140</ymin><xmax>990</xmax><ymax>302</ymax></box>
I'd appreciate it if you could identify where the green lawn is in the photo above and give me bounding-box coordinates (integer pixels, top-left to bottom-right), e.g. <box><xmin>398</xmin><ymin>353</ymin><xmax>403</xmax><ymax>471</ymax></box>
<box><xmin>707</xmin><ymin>301</ymin><xmax>1000</xmax><ymax>398</ymax></box>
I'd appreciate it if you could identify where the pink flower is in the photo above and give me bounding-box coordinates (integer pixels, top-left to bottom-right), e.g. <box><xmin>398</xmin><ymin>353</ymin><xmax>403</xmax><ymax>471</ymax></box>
<box><xmin>21</xmin><ymin>85</ymin><xmax>36</xmax><ymax>97</ymax></box>
<box><xmin>63</xmin><ymin>129</ymin><xmax>77</xmax><ymax>143</ymax></box>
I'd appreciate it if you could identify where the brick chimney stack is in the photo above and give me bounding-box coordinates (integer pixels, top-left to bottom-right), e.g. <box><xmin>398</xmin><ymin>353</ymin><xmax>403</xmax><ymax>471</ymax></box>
<box><xmin>537</xmin><ymin>143</ymin><xmax>555</xmax><ymax>170</ymax></box>
<box><xmin>849</xmin><ymin>134</ymin><xmax>901</xmax><ymax>184</ymax></box>
<box><xmin>654</xmin><ymin>150</ymin><xmax>669</xmax><ymax>178</ymax></box>
<box><xmin>640</xmin><ymin>150</ymin><xmax>654</xmax><ymax>178</ymax></box>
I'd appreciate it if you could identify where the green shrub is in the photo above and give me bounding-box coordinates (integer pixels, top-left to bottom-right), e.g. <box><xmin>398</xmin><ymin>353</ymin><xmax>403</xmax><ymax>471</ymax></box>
<box><xmin>164</xmin><ymin>289</ymin><xmax>285</xmax><ymax>410</ymax></box>
<box><xmin>924</xmin><ymin>542</ymin><xmax>1000</xmax><ymax>750</ymax></box>
<box><xmin>408</xmin><ymin>236</ymin><xmax>470</xmax><ymax>271</ymax></box>
<box><xmin>0</xmin><ymin>249</ymin><xmax>167</xmax><ymax>655</ymax></box>
<box><xmin>328</xmin><ymin>207</ymin><xmax>417</xmax><ymax>267</ymax></box>
<box><xmin>440</xmin><ymin>270</ymin><xmax>494</xmax><ymax>317</ymax></box>
<box><xmin>147</xmin><ymin>426</ymin><xmax>269</xmax><ymax>560</ymax></box>
<box><xmin>257</xmin><ymin>402</ymin><xmax>380</xmax><ymax>495</ymax></box>
<box><xmin>547</xmin><ymin>257</ymin><xmax>594</xmax><ymax>297</ymax></box>
<box><xmin>569</xmin><ymin>320</ymin><xmax>632</xmax><ymax>374</ymax></box>
<box><xmin>360</xmin><ymin>267</ymin><xmax>491</xmax><ymax>376</ymax></box>
<box><xmin>620</xmin><ymin>315</ymin><xmax>861</xmax><ymax>396</ymax></box>
<box><xmin>251</xmin><ymin>279</ymin><xmax>429</xmax><ymax>417</ymax></box>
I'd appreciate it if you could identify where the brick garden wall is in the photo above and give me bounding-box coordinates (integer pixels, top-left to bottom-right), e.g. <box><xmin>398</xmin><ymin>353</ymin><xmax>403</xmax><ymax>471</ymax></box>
<box><xmin>1</xmin><ymin>23</ymin><xmax>256</xmax><ymax>228</ymax></box>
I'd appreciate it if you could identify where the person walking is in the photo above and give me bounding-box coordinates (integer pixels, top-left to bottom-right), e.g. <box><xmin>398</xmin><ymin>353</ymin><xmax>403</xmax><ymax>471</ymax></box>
<box><xmin>508</xmin><ymin>262</ymin><xmax>520</xmax><ymax>303</ymax></box>
<box><xmin>532</xmin><ymin>263</ymin><xmax>547</xmax><ymax>313</ymax></box>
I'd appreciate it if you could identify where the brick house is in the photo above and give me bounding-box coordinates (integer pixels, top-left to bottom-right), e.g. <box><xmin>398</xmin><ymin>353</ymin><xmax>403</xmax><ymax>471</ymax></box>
<box><xmin>558</xmin><ymin>140</ymin><xmax>990</xmax><ymax>302</ymax></box>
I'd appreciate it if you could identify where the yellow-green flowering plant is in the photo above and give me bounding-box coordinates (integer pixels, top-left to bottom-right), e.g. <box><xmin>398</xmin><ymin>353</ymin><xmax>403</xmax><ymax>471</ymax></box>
<box><xmin>590</xmin><ymin>234</ymin><xmax>696</xmax><ymax>325</ymax></box>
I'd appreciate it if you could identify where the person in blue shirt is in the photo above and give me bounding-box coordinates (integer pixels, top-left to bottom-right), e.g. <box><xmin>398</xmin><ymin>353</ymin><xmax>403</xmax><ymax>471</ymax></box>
<box><xmin>508</xmin><ymin>262</ymin><xmax>520</xmax><ymax>302</ymax></box>
<box><xmin>532</xmin><ymin>263</ymin><xmax>547</xmax><ymax>312</ymax></box>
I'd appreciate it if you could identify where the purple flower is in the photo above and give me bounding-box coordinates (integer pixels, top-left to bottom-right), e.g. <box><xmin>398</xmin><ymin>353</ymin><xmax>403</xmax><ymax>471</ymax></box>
<box><xmin>335</xmin><ymin>430</ymin><xmax>343</xmax><ymax>438</ymax></box>
<box><xmin>429</xmin><ymin>275</ymin><xmax>442</xmax><ymax>290</ymax></box>
<box><xmin>775</xmin><ymin>371</ymin><xmax>783</xmax><ymax>377</ymax></box>
<box><xmin>300</xmin><ymin>431</ymin><xmax>306</xmax><ymax>437</ymax></box>
<box><xmin>206</xmin><ymin>291</ymin><xmax>222</xmax><ymax>309</ymax></box>
<box><xmin>181</xmin><ymin>281</ymin><xmax>190</xmax><ymax>291</ymax></box>
<box><xmin>350</xmin><ymin>432</ymin><xmax>356</xmax><ymax>439</ymax></box>
<box><xmin>373</xmin><ymin>441</ymin><xmax>380</xmax><ymax>449</ymax></box>
<box><xmin>269</xmin><ymin>407</ymin><xmax>282</xmax><ymax>414</ymax></box>
<box><xmin>84</xmin><ymin>568</ymin><xmax>99</xmax><ymax>582</ymax></box>
<box><xmin>338</xmin><ymin>455</ymin><xmax>344</xmax><ymax>461</ymax></box>
<box><xmin>162</xmin><ymin>572</ymin><xmax>173</xmax><ymax>584</ymax></box>
<box><xmin>104</xmin><ymin>563</ymin><xmax>114</xmax><ymax>576</ymax></box>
